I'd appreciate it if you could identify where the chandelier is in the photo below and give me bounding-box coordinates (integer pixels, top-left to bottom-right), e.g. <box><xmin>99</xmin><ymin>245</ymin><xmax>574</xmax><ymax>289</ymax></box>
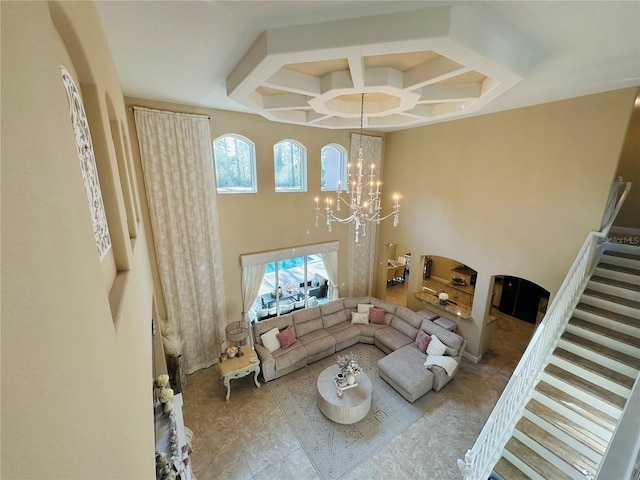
<box><xmin>315</xmin><ymin>94</ymin><xmax>400</xmax><ymax>243</ymax></box>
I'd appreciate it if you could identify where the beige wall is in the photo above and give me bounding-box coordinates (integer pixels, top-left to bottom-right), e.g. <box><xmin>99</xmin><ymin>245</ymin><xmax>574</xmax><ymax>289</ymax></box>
<box><xmin>2</xmin><ymin>2</ymin><xmax>155</xmax><ymax>478</ymax></box>
<box><xmin>125</xmin><ymin>97</ymin><xmax>374</xmax><ymax>326</ymax></box>
<box><xmin>378</xmin><ymin>88</ymin><xmax>636</xmax><ymax>356</ymax></box>
<box><xmin>615</xmin><ymin>96</ymin><xmax>640</xmax><ymax>229</ymax></box>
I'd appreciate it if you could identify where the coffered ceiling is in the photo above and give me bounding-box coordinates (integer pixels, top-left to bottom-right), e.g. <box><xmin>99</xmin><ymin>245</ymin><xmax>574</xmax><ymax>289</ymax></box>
<box><xmin>95</xmin><ymin>1</ymin><xmax>640</xmax><ymax>132</ymax></box>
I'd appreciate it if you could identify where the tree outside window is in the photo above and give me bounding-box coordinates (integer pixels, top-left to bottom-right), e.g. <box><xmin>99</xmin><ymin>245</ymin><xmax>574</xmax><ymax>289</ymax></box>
<box><xmin>321</xmin><ymin>144</ymin><xmax>347</xmax><ymax>191</ymax></box>
<box><xmin>274</xmin><ymin>140</ymin><xmax>307</xmax><ymax>192</ymax></box>
<box><xmin>213</xmin><ymin>134</ymin><xmax>256</xmax><ymax>193</ymax></box>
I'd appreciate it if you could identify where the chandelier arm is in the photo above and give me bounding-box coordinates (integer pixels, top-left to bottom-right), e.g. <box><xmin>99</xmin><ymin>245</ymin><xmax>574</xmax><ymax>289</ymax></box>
<box><xmin>328</xmin><ymin>214</ymin><xmax>360</xmax><ymax>224</ymax></box>
<box><xmin>360</xmin><ymin>210</ymin><xmax>399</xmax><ymax>223</ymax></box>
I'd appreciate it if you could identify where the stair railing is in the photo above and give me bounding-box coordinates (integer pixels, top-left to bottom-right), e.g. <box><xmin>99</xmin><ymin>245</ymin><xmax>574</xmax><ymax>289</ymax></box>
<box><xmin>600</xmin><ymin>177</ymin><xmax>631</xmax><ymax>236</ymax></box>
<box><xmin>458</xmin><ymin>178</ymin><xmax>632</xmax><ymax>480</ymax></box>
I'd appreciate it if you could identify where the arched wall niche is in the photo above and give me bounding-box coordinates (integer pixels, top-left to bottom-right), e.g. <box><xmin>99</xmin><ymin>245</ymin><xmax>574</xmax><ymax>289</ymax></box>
<box><xmin>49</xmin><ymin>1</ymin><xmax>96</xmax><ymax>85</ymax></box>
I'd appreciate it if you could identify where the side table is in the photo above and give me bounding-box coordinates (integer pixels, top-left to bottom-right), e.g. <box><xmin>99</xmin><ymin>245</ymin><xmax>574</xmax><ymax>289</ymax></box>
<box><xmin>219</xmin><ymin>349</ymin><xmax>260</xmax><ymax>401</ymax></box>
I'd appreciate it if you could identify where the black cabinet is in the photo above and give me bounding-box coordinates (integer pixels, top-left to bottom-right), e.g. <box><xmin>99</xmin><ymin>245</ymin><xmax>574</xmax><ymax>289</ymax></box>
<box><xmin>499</xmin><ymin>276</ymin><xmax>547</xmax><ymax>324</ymax></box>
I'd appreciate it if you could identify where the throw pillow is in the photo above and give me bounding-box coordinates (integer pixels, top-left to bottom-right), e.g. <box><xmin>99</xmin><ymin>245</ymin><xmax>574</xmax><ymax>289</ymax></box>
<box><xmin>369</xmin><ymin>307</ymin><xmax>386</xmax><ymax>324</ymax></box>
<box><xmin>357</xmin><ymin>303</ymin><xmax>374</xmax><ymax>314</ymax></box>
<box><xmin>276</xmin><ymin>326</ymin><xmax>296</xmax><ymax>349</ymax></box>
<box><xmin>415</xmin><ymin>329</ymin><xmax>432</xmax><ymax>353</ymax></box>
<box><xmin>351</xmin><ymin>312</ymin><xmax>369</xmax><ymax>325</ymax></box>
<box><xmin>261</xmin><ymin>327</ymin><xmax>281</xmax><ymax>353</ymax></box>
<box><xmin>426</xmin><ymin>334</ymin><xmax>447</xmax><ymax>356</ymax></box>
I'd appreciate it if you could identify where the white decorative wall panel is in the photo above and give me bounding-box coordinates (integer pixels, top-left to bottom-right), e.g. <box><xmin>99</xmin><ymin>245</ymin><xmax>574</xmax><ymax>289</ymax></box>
<box><xmin>61</xmin><ymin>66</ymin><xmax>112</xmax><ymax>260</ymax></box>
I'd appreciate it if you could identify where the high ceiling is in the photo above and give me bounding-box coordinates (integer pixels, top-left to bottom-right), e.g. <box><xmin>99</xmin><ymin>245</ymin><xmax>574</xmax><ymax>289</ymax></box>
<box><xmin>95</xmin><ymin>1</ymin><xmax>640</xmax><ymax>132</ymax></box>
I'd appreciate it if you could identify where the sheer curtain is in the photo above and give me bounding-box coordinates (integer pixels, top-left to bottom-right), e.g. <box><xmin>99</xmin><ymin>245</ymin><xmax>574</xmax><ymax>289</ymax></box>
<box><xmin>348</xmin><ymin>133</ymin><xmax>383</xmax><ymax>297</ymax></box>
<box><xmin>134</xmin><ymin>107</ymin><xmax>227</xmax><ymax>374</ymax></box>
<box><xmin>241</xmin><ymin>264</ymin><xmax>267</xmax><ymax>345</ymax></box>
<box><xmin>321</xmin><ymin>251</ymin><xmax>339</xmax><ymax>300</ymax></box>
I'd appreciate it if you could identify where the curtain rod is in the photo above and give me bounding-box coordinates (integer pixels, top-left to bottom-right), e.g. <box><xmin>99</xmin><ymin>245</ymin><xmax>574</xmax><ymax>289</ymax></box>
<box><xmin>130</xmin><ymin>105</ymin><xmax>211</xmax><ymax>120</ymax></box>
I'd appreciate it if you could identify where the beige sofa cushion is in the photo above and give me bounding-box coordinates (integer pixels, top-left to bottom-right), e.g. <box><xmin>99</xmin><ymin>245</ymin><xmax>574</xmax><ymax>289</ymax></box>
<box><xmin>292</xmin><ymin>306</ymin><xmax>323</xmax><ymax>337</ymax></box>
<box><xmin>420</xmin><ymin>318</ymin><xmax>464</xmax><ymax>357</ymax></box>
<box><xmin>321</xmin><ymin>299</ymin><xmax>349</xmax><ymax>328</ymax></box>
<box><xmin>389</xmin><ymin>306</ymin><xmax>423</xmax><ymax>340</ymax></box>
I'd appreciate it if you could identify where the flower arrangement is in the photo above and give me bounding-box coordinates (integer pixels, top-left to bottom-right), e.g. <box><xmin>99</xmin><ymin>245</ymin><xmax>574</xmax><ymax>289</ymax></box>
<box><xmin>159</xmin><ymin>387</ymin><xmax>174</xmax><ymax>404</ymax></box>
<box><xmin>154</xmin><ymin>374</ymin><xmax>170</xmax><ymax>389</ymax></box>
<box><xmin>438</xmin><ymin>292</ymin><xmax>449</xmax><ymax>305</ymax></box>
<box><xmin>336</xmin><ymin>351</ymin><xmax>362</xmax><ymax>377</ymax></box>
<box><xmin>154</xmin><ymin>374</ymin><xmax>175</xmax><ymax>415</ymax></box>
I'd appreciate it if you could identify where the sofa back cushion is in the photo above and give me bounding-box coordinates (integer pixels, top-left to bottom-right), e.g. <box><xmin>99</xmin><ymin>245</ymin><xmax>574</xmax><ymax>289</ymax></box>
<box><xmin>342</xmin><ymin>296</ymin><xmax>371</xmax><ymax>311</ymax></box>
<box><xmin>420</xmin><ymin>318</ymin><xmax>465</xmax><ymax>356</ymax></box>
<box><xmin>292</xmin><ymin>306</ymin><xmax>323</xmax><ymax>337</ymax></box>
<box><xmin>320</xmin><ymin>299</ymin><xmax>348</xmax><ymax>328</ymax></box>
<box><xmin>320</xmin><ymin>299</ymin><xmax>344</xmax><ymax>316</ymax></box>
<box><xmin>372</xmin><ymin>298</ymin><xmax>397</xmax><ymax>314</ymax></box>
<box><xmin>395</xmin><ymin>306</ymin><xmax>424</xmax><ymax>329</ymax></box>
<box><xmin>390</xmin><ymin>315</ymin><xmax>419</xmax><ymax>340</ymax></box>
<box><xmin>388</xmin><ymin>306</ymin><xmax>422</xmax><ymax>338</ymax></box>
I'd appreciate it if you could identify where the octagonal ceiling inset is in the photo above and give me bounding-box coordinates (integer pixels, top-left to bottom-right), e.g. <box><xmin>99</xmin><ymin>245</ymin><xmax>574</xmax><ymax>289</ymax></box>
<box><xmin>227</xmin><ymin>4</ymin><xmax>540</xmax><ymax>131</ymax></box>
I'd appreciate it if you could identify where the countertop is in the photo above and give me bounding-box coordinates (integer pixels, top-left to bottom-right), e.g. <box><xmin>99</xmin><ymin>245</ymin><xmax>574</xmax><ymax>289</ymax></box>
<box><xmin>414</xmin><ymin>290</ymin><xmax>472</xmax><ymax>320</ymax></box>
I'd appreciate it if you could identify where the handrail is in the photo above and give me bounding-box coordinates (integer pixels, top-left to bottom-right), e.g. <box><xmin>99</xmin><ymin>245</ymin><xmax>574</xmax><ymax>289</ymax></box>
<box><xmin>601</xmin><ymin>178</ymin><xmax>631</xmax><ymax>237</ymax></box>
<box><xmin>458</xmin><ymin>178</ymin><xmax>632</xmax><ymax>480</ymax></box>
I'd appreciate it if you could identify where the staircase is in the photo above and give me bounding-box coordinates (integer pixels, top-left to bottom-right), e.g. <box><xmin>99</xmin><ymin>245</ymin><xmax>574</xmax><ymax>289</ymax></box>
<box><xmin>493</xmin><ymin>243</ymin><xmax>640</xmax><ymax>480</ymax></box>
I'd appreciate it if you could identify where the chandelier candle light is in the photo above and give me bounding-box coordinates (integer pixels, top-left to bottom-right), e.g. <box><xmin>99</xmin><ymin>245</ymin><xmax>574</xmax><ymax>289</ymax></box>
<box><xmin>314</xmin><ymin>94</ymin><xmax>400</xmax><ymax>243</ymax></box>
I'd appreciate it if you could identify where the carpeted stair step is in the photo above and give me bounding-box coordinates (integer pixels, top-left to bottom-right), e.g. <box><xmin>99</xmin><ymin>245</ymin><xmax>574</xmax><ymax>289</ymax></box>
<box><xmin>580</xmin><ymin>288</ymin><xmax>640</xmax><ymax>319</ymax></box>
<box><xmin>502</xmin><ymin>437</ymin><xmax>573</xmax><ymax>480</ymax></box>
<box><xmin>559</xmin><ymin>332</ymin><xmax>640</xmax><ymax>378</ymax></box>
<box><xmin>588</xmin><ymin>275</ymin><xmax>640</xmax><ymax>302</ymax></box>
<box><xmin>594</xmin><ymin>262</ymin><xmax>640</xmax><ymax>285</ymax></box>
<box><xmin>574</xmin><ymin>302</ymin><xmax>640</xmax><ymax>338</ymax></box>
<box><xmin>549</xmin><ymin>348</ymin><xmax>634</xmax><ymax>397</ymax></box>
<box><xmin>524</xmin><ymin>397</ymin><xmax>608</xmax><ymax>457</ymax></box>
<box><xmin>602</xmin><ymin>249</ymin><xmax>640</xmax><ymax>269</ymax></box>
<box><xmin>493</xmin><ymin>456</ymin><xmax>530</xmax><ymax>480</ymax></box>
<box><xmin>566</xmin><ymin>317</ymin><xmax>640</xmax><ymax>357</ymax></box>
<box><xmin>541</xmin><ymin>364</ymin><xmax>626</xmax><ymax>419</ymax></box>
<box><xmin>514</xmin><ymin>416</ymin><xmax>598</xmax><ymax>479</ymax></box>
<box><xmin>533</xmin><ymin>381</ymin><xmax>617</xmax><ymax>439</ymax></box>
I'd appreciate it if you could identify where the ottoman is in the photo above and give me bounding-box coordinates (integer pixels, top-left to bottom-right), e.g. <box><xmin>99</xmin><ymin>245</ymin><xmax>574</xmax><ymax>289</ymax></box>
<box><xmin>434</xmin><ymin>317</ymin><xmax>457</xmax><ymax>332</ymax></box>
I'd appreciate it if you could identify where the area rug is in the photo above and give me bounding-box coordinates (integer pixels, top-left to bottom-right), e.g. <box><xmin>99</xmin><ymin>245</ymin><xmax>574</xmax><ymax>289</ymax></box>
<box><xmin>268</xmin><ymin>344</ymin><xmax>430</xmax><ymax>480</ymax></box>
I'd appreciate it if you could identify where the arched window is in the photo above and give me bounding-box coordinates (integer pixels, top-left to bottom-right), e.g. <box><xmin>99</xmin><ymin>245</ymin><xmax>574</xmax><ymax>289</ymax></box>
<box><xmin>213</xmin><ymin>134</ymin><xmax>257</xmax><ymax>193</ymax></box>
<box><xmin>274</xmin><ymin>140</ymin><xmax>307</xmax><ymax>192</ymax></box>
<box><xmin>321</xmin><ymin>144</ymin><xmax>347</xmax><ymax>191</ymax></box>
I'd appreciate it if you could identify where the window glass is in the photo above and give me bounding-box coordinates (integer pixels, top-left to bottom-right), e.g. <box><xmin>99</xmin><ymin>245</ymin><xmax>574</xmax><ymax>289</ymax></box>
<box><xmin>213</xmin><ymin>134</ymin><xmax>256</xmax><ymax>193</ymax></box>
<box><xmin>321</xmin><ymin>144</ymin><xmax>347</xmax><ymax>191</ymax></box>
<box><xmin>274</xmin><ymin>140</ymin><xmax>306</xmax><ymax>192</ymax></box>
<box><xmin>251</xmin><ymin>254</ymin><xmax>328</xmax><ymax>321</ymax></box>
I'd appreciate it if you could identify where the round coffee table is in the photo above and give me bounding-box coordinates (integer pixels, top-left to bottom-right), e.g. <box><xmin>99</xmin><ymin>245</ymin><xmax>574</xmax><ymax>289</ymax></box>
<box><xmin>317</xmin><ymin>365</ymin><xmax>372</xmax><ymax>424</ymax></box>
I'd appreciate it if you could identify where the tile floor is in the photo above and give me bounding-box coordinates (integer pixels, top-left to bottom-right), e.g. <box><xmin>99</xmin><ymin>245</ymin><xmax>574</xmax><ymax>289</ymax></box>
<box><xmin>181</xmin><ymin>289</ymin><xmax>535</xmax><ymax>480</ymax></box>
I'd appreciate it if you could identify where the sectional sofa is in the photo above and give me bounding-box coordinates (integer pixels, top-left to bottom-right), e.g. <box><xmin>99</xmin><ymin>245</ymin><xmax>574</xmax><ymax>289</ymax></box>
<box><xmin>252</xmin><ymin>296</ymin><xmax>467</xmax><ymax>403</ymax></box>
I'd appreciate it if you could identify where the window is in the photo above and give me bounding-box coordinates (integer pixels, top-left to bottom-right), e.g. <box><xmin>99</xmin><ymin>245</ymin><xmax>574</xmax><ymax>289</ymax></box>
<box><xmin>213</xmin><ymin>134</ymin><xmax>256</xmax><ymax>193</ymax></box>
<box><xmin>321</xmin><ymin>144</ymin><xmax>347</xmax><ymax>191</ymax></box>
<box><xmin>252</xmin><ymin>254</ymin><xmax>329</xmax><ymax>321</ymax></box>
<box><xmin>274</xmin><ymin>140</ymin><xmax>306</xmax><ymax>192</ymax></box>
